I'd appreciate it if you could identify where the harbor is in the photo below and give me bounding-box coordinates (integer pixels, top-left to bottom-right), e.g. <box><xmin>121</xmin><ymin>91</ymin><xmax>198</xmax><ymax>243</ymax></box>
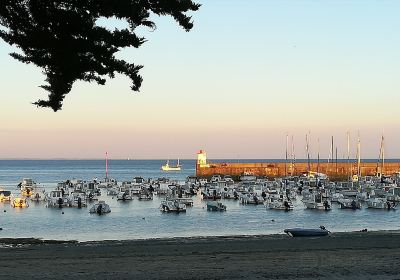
<box><xmin>1</xmin><ymin>158</ymin><xmax>400</xmax><ymax>242</ymax></box>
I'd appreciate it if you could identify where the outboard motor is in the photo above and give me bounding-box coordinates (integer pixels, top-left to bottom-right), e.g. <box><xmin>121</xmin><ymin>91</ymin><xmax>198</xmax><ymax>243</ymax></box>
<box><xmin>298</xmin><ymin>186</ymin><xmax>303</xmax><ymax>194</ymax></box>
<box><xmin>323</xmin><ymin>200</ymin><xmax>330</xmax><ymax>211</ymax></box>
<box><xmin>261</xmin><ymin>191</ymin><xmax>266</xmax><ymax>200</ymax></box>
<box><xmin>97</xmin><ymin>203</ymin><xmax>103</xmax><ymax>215</ymax></box>
<box><xmin>284</xmin><ymin>200</ymin><xmax>290</xmax><ymax>211</ymax></box>
<box><xmin>351</xmin><ymin>200</ymin><xmax>357</xmax><ymax>210</ymax></box>
<box><xmin>77</xmin><ymin>197</ymin><xmax>82</xmax><ymax>208</ymax></box>
<box><xmin>58</xmin><ymin>197</ymin><xmax>63</xmax><ymax>208</ymax></box>
<box><xmin>253</xmin><ymin>196</ymin><xmax>258</xmax><ymax>204</ymax></box>
<box><xmin>233</xmin><ymin>191</ymin><xmax>238</xmax><ymax>200</ymax></box>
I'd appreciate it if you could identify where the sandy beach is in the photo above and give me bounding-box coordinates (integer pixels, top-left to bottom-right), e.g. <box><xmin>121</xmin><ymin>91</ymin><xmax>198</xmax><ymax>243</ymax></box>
<box><xmin>1</xmin><ymin>231</ymin><xmax>400</xmax><ymax>279</ymax></box>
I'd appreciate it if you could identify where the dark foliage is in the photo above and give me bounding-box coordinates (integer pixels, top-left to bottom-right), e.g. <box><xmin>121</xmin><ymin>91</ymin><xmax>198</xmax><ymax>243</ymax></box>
<box><xmin>0</xmin><ymin>0</ymin><xmax>200</xmax><ymax>111</ymax></box>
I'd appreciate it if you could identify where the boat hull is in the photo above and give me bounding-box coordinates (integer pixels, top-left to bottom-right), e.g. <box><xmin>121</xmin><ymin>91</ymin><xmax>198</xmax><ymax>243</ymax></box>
<box><xmin>284</xmin><ymin>228</ymin><xmax>329</xmax><ymax>237</ymax></box>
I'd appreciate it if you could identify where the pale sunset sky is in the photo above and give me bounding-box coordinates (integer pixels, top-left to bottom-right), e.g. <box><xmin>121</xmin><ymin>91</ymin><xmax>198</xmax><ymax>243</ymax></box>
<box><xmin>0</xmin><ymin>0</ymin><xmax>399</xmax><ymax>159</ymax></box>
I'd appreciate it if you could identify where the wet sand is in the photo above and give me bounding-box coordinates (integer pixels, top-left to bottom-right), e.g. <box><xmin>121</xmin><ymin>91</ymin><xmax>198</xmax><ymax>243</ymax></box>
<box><xmin>1</xmin><ymin>231</ymin><xmax>400</xmax><ymax>279</ymax></box>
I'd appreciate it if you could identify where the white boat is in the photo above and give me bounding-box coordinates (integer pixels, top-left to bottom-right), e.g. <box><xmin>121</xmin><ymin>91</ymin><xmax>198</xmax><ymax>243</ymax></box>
<box><xmin>265</xmin><ymin>197</ymin><xmax>293</xmax><ymax>211</ymax></box>
<box><xmin>117</xmin><ymin>190</ymin><xmax>133</xmax><ymax>201</ymax></box>
<box><xmin>161</xmin><ymin>159</ymin><xmax>182</xmax><ymax>171</ymax></box>
<box><xmin>46</xmin><ymin>190</ymin><xmax>69</xmax><ymax>208</ymax></box>
<box><xmin>338</xmin><ymin>198</ymin><xmax>362</xmax><ymax>209</ymax></box>
<box><xmin>239</xmin><ymin>193</ymin><xmax>264</xmax><ymax>205</ymax></box>
<box><xmin>160</xmin><ymin>198</ymin><xmax>186</xmax><ymax>212</ymax></box>
<box><xmin>206</xmin><ymin>201</ymin><xmax>226</xmax><ymax>211</ymax></box>
<box><xmin>69</xmin><ymin>191</ymin><xmax>87</xmax><ymax>208</ymax></box>
<box><xmin>11</xmin><ymin>197</ymin><xmax>29</xmax><ymax>208</ymax></box>
<box><xmin>0</xmin><ymin>190</ymin><xmax>11</xmax><ymax>202</ymax></box>
<box><xmin>89</xmin><ymin>201</ymin><xmax>111</xmax><ymax>214</ymax></box>
<box><xmin>303</xmin><ymin>193</ymin><xmax>331</xmax><ymax>210</ymax></box>
<box><xmin>19</xmin><ymin>178</ymin><xmax>37</xmax><ymax>197</ymax></box>
<box><xmin>30</xmin><ymin>187</ymin><xmax>47</xmax><ymax>202</ymax></box>
<box><xmin>366</xmin><ymin>198</ymin><xmax>396</xmax><ymax>210</ymax></box>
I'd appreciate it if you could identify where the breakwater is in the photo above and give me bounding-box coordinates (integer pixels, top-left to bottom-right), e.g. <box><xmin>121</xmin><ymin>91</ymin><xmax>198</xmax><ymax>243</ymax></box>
<box><xmin>196</xmin><ymin>161</ymin><xmax>400</xmax><ymax>180</ymax></box>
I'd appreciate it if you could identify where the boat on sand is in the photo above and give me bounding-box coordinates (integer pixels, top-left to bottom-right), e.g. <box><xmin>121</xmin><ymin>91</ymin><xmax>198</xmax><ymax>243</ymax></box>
<box><xmin>284</xmin><ymin>226</ymin><xmax>330</xmax><ymax>237</ymax></box>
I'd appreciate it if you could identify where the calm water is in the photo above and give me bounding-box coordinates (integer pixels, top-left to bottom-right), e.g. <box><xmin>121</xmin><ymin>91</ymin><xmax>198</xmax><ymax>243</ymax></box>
<box><xmin>0</xmin><ymin>160</ymin><xmax>399</xmax><ymax>241</ymax></box>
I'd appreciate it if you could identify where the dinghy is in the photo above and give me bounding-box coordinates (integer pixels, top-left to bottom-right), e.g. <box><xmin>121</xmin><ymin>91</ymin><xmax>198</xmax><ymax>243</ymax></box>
<box><xmin>284</xmin><ymin>226</ymin><xmax>329</xmax><ymax>237</ymax></box>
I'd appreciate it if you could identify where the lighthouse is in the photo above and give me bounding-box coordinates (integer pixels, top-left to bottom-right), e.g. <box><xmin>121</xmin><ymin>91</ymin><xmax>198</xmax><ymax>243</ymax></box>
<box><xmin>197</xmin><ymin>150</ymin><xmax>209</xmax><ymax>169</ymax></box>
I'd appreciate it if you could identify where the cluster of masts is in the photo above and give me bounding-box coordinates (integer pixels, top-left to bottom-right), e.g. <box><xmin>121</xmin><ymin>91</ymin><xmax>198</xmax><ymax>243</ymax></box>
<box><xmin>284</xmin><ymin>133</ymin><xmax>386</xmax><ymax>179</ymax></box>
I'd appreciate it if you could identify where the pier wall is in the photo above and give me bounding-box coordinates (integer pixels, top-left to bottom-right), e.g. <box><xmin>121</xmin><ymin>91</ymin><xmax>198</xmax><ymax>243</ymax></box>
<box><xmin>196</xmin><ymin>162</ymin><xmax>400</xmax><ymax>180</ymax></box>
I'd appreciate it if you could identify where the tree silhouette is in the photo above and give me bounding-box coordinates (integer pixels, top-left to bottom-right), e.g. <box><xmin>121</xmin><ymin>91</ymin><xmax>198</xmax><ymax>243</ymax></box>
<box><xmin>0</xmin><ymin>0</ymin><xmax>200</xmax><ymax>111</ymax></box>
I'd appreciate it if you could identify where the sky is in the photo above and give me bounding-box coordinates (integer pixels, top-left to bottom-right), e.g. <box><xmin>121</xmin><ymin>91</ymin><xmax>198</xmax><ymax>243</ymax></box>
<box><xmin>0</xmin><ymin>0</ymin><xmax>399</xmax><ymax>159</ymax></box>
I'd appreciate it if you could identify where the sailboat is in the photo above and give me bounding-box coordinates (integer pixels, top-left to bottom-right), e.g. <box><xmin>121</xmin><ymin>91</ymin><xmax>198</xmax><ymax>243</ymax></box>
<box><xmin>161</xmin><ymin>159</ymin><xmax>182</xmax><ymax>171</ymax></box>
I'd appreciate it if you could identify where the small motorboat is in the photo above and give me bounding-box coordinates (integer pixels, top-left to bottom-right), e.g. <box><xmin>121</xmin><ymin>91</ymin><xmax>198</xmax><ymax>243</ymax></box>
<box><xmin>160</xmin><ymin>198</ymin><xmax>186</xmax><ymax>213</ymax></box>
<box><xmin>89</xmin><ymin>201</ymin><xmax>111</xmax><ymax>215</ymax></box>
<box><xmin>338</xmin><ymin>199</ymin><xmax>361</xmax><ymax>210</ymax></box>
<box><xmin>11</xmin><ymin>197</ymin><xmax>29</xmax><ymax>208</ymax></box>
<box><xmin>207</xmin><ymin>201</ymin><xmax>226</xmax><ymax>211</ymax></box>
<box><xmin>284</xmin><ymin>226</ymin><xmax>330</xmax><ymax>237</ymax></box>
<box><xmin>0</xmin><ymin>190</ymin><xmax>12</xmax><ymax>202</ymax></box>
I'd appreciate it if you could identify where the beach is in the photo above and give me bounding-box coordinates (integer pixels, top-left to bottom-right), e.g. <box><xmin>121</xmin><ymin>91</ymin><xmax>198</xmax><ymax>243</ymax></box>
<box><xmin>1</xmin><ymin>231</ymin><xmax>400</xmax><ymax>279</ymax></box>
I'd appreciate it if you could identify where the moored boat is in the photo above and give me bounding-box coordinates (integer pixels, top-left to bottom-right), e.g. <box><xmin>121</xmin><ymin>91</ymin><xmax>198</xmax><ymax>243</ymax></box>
<box><xmin>284</xmin><ymin>226</ymin><xmax>329</xmax><ymax>237</ymax></box>
<box><xmin>206</xmin><ymin>201</ymin><xmax>226</xmax><ymax>211</ymax></box>
<box><xmin>89</xmin><ymin>201</ymin><xmax>111</xmax><ymax>215</ymax></box>
<box><xmin>160</xmin><ymin>198</ymin><xmax>186</xmax><ymax>213</ymax></box>
<box><xmin>11</xmin><ymin>197</ymin><xmax>29</xmax><ymax>208</ymax></box>
<box><xmin>366</xmin><ymin>197</ymin><xmax>396</xmax><ymax>210</ymax></box>
<box><xmin>338</xmin><ymin>199</ymin><xmax>361</xmax><ymax>210</ymax></box>
<box><xmin>0</xmin><ymin>190</ymin><xmax>11</xmax><ymax>202</ymax></box>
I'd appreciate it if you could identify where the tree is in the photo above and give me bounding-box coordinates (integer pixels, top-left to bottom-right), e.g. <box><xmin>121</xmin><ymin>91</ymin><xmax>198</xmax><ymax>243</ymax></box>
<box><xmin>0</xmin><ymin>0</ymin><xmax>200</xmax><ymax>111</ymax></box>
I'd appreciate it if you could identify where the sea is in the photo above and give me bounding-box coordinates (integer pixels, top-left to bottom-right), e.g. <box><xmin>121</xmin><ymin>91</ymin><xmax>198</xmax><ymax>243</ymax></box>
<box><xmin>0</xmin><ymin>159</ymin><xmax>399</xmax><ymax>242</ymax></box>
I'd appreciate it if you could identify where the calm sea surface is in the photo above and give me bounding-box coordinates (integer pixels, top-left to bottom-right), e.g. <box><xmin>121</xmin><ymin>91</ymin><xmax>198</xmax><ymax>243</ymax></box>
<box><xmin>0</xmin><ymin>160</ymin><xmax>399</xmax><ymax>241</ymax></box>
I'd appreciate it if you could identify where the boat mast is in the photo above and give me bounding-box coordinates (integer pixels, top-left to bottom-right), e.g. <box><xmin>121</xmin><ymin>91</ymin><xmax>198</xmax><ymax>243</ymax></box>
<box><xmin>347</xmin><ymin>131</ymin><xmax>351</xmax><ymax>181</ymax></box>
<box><xmin>358</xmin><ymin>134</ymin><xmax>361</xmax><ymax>177</ymax></box>
<box><xmin>317</xmin><ymin>138</ymin><xmax>320</xmax><ymax>175</ymax></box>
<box><xmin>335</xmin><ymin>147</ymin><xmax>338</xmax><ymax>174</ymax></box>
<box><xmin>105</xmin><ymin>151</ymin><xmax>108</xmax><ymax>179</ymax></box>
<box><xmin>306</xmin><ymin>133</ymin><xmax>311</xmax><ymax>173</ymax></box>
<box><xmin>331</xmin><ymin>136</ymin><xmax>334</xmax><ymax>175</ymax></box>
<box><xmin>291</xmin><ymin>135</ymin><xmax>295</xmax><ymax>176</ymax></box>
<box><xmin>285</xmin><ymin>134</ymin><xmax>288</xmax><ymax>177</ymax></box>
<box><xmin>379</xmin><ymin>134</ymin><xmax>385</xmax><ymax>175</ymax></box>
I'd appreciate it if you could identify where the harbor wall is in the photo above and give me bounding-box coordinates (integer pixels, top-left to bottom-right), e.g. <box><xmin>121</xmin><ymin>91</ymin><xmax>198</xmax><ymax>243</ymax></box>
<box><xmin>196</xmin><ymin>162</ymin><xmax>400</xmax><ymax>180</ymax></box>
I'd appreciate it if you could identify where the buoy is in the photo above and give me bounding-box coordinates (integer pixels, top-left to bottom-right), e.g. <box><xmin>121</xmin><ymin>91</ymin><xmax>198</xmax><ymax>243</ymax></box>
<box><xmin>62</xmin><ymin>212</ymin><xmax>64</xmax><ymax>214</ymax></box>
<box><xmin>3</xmin><ymin>210</ymin><xmax>6</xmax><ymax>212</ymax></box>
<box><xmin>271</xmin><ymin>219</ymin><xmax>275</xmax><ymax>222</ymax></box>
<box><xmin>142</xmin><ymin>217</ymin><xmax>145</xmax><ymax>220</ymax></box>
<box><xmin>0</xmin><ymin>228</ymin><xmax>3</xmax><ymax>230</ymax></box>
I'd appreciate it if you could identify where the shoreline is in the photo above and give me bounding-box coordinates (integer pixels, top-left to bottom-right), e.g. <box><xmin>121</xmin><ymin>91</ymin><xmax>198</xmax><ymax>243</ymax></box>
<box><xmin>1</xmin><ymin>228</ymin><xmax>400</xmax><ymax>245</ymax></box>
<box><xmin>1</xmin><ymin>231</ymin><xmax>400</xmax><ymax>279</ymax></box>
